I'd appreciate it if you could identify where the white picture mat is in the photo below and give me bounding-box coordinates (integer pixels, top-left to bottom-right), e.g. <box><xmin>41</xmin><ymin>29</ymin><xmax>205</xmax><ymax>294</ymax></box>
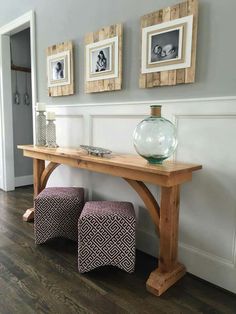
<box><xmin>148</xmin><ymin>25</ymin><xmax>183</xmax><ymax>65</ymax></box>
<box><xmin>86</xmin><ymin>36</ymin><xmax>119</xmax><ymax>81</ymax></box>
<box><xmin>141</xmin><ymin>15</ymin><xmax>193</xmax><ymax>73</ymax></box>
<box><xmin>47</xmin><ymin>50</ymin><xmax>71</xmax><ymax>87</ymax></box>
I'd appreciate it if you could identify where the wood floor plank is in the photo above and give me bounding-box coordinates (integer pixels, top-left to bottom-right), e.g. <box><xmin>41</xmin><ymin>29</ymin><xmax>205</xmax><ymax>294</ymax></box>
<box><xmin>0</xmin><ymin>263</ymin><xmax>36</xmax><ymax>314</ymax></box>
<box><xmin>1</xmin><ymin>241</ymin><xmax>128</xmax><ymax>314</ymax></box>
<box><xmin>0</xmin><ymin>186</ymin><xmax>235</xmax><ymax>314</ymax></box>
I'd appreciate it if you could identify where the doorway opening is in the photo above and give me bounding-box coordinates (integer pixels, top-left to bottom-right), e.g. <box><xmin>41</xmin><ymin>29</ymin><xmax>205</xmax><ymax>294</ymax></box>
<box><xmin>11</xmin><ymin>29</ymin><xmax>33</xmax><ymax>188</ymax></box>
<box><xmin>0</xmin><ymin>11</ymin><xmax>37</xmax><ymax>191</ymax></box>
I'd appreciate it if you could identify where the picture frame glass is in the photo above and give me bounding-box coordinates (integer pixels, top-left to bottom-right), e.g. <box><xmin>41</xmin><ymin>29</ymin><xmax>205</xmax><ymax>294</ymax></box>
<box><xmin>47</xmin><ymin>50</ymin><xmax>71</xmax><ymax>87</ymax></box>
<box><xmin>86</xmin><ymin>36</ymin><xmax>119</xmax><ymax>82</ymax></box>
<box><xmin>148</xmin><ymin>26</ymin><xmax>183</xmax><ymax>65</ymax></box>
<box><xmin>90</xmin><ymin>45</ymin><xmax>112</xmax><ymax>74</ymax></box>
<box><xmin>51</xmin><ymin>58</ymin><xmax>66</xmax><ymax>80</ymax></box>
<box><xmin>141</xmin><ymin>15</ymin><xmax>193</xmax><ymax>74</ymax></box>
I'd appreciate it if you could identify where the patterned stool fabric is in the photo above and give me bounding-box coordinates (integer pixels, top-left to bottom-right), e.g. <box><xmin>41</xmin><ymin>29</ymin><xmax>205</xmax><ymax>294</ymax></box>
<box><xmin>35</xmin><ymin>187</ymin><xmax>84</xmax><ymax>244</ymax></box>
<box><xmin>78</xmin><ymin>201</ymin><xmax>136</xmax><ymax>273</ymax></box>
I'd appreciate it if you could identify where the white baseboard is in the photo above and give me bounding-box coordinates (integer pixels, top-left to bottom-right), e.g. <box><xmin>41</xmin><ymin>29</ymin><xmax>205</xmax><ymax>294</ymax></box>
<box><xmin>136</xmin><ymin>228</ymin><xmax>159</xmax><ymax>258</ymax></box>
<box><xmin>15</xmin><ymin>175</ymin><xmax>33</xmax><ymax>187</ymax></box>
<box><xmin>136</xmin><ymin>228</ymin><xmax>236</xmax><ymax>294</ymax></box>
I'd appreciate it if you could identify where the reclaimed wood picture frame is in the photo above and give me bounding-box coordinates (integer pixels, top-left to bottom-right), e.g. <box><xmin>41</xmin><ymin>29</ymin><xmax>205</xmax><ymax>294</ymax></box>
<box><xmin>46</xmin><ymin>41</ymin><xmax>74</xmax><ymax>97</ymax></box>
<box><xmin>85</xmin><ymin>24</ymin><xmax>123</xmax><ymax>93</ymax></box>
<box><xmin>139</xmin><ymin>0</ymin><xmax>198</xmax><ymax>88</ymax></box>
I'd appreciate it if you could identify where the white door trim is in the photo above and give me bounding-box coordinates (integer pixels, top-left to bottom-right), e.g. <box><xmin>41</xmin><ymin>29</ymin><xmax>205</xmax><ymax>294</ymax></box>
<box><xmin>0</xmin><ymin>11</ymin><xmax>37</xmax><ymax>191</ymax></box>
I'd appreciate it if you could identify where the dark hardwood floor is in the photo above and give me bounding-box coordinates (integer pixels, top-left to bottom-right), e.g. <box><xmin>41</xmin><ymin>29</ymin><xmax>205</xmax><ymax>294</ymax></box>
<box><xmin>0</xmin><ymin>186</ymin><xmax>235</xmax><ymax>314</ymax></box>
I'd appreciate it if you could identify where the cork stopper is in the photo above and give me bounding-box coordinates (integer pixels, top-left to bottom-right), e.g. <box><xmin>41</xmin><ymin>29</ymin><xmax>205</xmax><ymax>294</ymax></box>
<box><xmin>150</xmin><ymin>105</ymin><xmax>161</xmax><ymax>117</ymax></box>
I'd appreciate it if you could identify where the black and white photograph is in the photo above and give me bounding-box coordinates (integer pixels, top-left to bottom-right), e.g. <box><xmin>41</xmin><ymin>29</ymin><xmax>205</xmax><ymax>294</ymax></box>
<box><xmin>141</xmin><ymin>15</ymin><xmax>193</xmax><ymax>74</ymax></box>
<box><xmin>150</xmin><ymin>29</ymin><xmax>180</xmax><ymax>63</ymax></box>
<box><xmin>47</xmin><ymin>50</ymin><xmax>71</xmax><ymax>88</ymax></box>
<box><xmin>86</xmin><ymin>36</ymin><xmax>119</xmax><ymax>82</ymax></box>
<box><xmin>91</xmin><ymin>47</ymin><xmax>111</xmax><ymax>73</ymax></box>
<box><xmin>51</xmin><ymin>59</ymin><xmax>65</xmax><ymax>80</ymax></box>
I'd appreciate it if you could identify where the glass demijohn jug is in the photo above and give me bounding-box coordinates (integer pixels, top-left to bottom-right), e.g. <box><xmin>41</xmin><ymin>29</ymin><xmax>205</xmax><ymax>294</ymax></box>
<box><xmin>133</xmin><ymin>105</ymin><xmax>177</xmax><ymax>164</ymax></box>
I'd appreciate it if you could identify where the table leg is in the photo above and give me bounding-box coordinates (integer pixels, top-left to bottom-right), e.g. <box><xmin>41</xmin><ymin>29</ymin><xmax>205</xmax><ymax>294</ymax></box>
<box><xmin>33</xmin><ymin>159</ymin><xmax>45</xmax><ymax>198</ymax></box>
<box><xmin>146</xmin><ymin>185</ymin><xmax>186</xmax><ymax>296</ymax></box>
<box><xmin>23</xmin><ymin>159</ymin><xmax>45</xmax><ymax>222</ymax></box>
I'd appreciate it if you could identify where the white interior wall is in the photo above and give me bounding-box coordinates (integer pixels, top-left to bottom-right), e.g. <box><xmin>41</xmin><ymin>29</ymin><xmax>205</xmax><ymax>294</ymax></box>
<box><xmin>45</xmin><ymin>96</ymin><xmax>236</xmax><ymax>294</ymax></box>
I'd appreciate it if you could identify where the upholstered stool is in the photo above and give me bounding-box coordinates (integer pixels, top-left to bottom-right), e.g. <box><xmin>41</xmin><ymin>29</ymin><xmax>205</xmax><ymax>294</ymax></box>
<box><xmin>34</xmin><ymin>187</ymin><xmax>84</xmax><ymax>244</ymax></box>
<box><xmin>78</xmin><ymin>201</ymin><xmax>136</xmax><ymax>273</ymax></box>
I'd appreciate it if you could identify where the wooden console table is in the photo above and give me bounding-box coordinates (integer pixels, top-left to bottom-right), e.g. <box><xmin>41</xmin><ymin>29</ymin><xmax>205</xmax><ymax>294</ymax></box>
<box><xmin>18</xmin><ymin>145</ymin><xmax>202</xmax><ymax>296</ymax></box>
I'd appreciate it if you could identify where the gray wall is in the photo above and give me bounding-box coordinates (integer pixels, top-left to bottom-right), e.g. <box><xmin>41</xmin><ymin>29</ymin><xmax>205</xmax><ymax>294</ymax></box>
<box><xmin>0</xmin><ymin>0</ymin><xmax>235</xmax><ymax>106</ymax></box>
<box><xmin>11</xmin><ymin>29</ymin><xmax>33</xmax><ymax>178</ymax></box>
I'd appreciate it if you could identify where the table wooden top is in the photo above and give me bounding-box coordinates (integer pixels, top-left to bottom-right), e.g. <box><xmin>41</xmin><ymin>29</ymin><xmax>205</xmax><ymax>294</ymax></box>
<box><xmin>18</xmin><ymin>145</ymin><xmax>202</xmax><ymax>177</ymax></box>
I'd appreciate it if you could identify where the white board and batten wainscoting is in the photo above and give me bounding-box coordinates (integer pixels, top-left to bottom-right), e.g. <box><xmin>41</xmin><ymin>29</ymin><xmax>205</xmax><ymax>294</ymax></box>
<box><xmin>46</xmin><ymin>96</ymin><xmax>236</xmax><ymax>294</ymax></box>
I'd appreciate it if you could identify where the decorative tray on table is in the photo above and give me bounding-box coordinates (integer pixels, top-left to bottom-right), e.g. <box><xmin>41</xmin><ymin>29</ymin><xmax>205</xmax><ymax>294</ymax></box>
<box><xmin>80</xmin><ymin>145</ymin><xmax>112</xmax><ymax>157</ymax></box>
